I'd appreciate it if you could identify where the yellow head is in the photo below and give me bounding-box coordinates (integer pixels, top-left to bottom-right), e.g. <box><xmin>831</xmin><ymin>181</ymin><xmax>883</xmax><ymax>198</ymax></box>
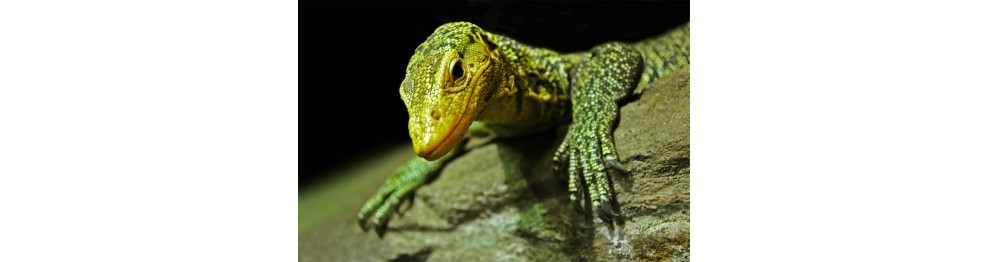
<box><xmin>399</xmin><ymin>22</ymin><xmax>508</xmax><ymax>160</ymax></box>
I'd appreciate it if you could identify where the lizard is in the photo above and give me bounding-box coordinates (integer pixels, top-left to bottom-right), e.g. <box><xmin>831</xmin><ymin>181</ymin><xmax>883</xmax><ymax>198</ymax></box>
<box><xmin>357</xmin><ymin>21</ymin><xmax>689</xmax><ymax>239</ymax></box>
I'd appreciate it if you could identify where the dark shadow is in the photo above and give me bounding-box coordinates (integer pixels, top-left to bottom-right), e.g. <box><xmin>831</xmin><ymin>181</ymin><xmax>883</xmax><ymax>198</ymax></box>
<box><xmin>388</xmin><ymin>247</ymin><xmax>433</xmax><ymax>262</ymax></box>
<box><xmin>495</xmin><ymin>125</ymin><xmax>601</xmax><ymax>260</ymax></box>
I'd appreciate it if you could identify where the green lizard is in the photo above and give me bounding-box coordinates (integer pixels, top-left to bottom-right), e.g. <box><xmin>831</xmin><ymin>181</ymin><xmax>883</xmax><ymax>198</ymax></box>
<box><xmin>357</xmin><ymin>21</ymin><xmax>689</xmax><ymax>238</ymax></box>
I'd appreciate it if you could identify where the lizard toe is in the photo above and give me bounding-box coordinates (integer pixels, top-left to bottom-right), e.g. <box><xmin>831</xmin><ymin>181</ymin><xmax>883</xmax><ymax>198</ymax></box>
<box><xmin>552</xmin><ymin>139</ymin><xmax>570</xmax><ymax>178</ymax></box>
<box><xmin>599</xmin><ymin>127</ymin><xmax>628</xmax><ymax>175</ymax></box>
<box><xmin>368</xmin><ymin>184</ymin><xmax>417</xmax><ymax>238</ymax></box>
<box><xmin>357</xmin><ymin>185</ymin><xmax>394</xmax><ymax>232</ymax></box>
<box><xmin>369</xmin><ymin>201</ymin><xmax>395</xmax><ymax>238</ymax></box>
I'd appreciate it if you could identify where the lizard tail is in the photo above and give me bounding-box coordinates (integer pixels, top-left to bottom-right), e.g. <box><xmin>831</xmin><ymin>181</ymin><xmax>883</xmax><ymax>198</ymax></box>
<box><xmin>632</xmin><ymin>23</ymin><xmax>690</xmax><ymax>95</ymax></box>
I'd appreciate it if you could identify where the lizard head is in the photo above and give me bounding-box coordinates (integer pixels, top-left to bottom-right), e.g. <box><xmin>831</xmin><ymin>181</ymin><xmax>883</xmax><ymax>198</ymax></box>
<box><xmin>399</xmin><ymin>22</ymin><xmax>509</xmax><ymax>160</ymax></box>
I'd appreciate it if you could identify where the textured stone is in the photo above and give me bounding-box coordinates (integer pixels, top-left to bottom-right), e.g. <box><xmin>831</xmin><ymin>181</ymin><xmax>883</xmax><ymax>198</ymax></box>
<box><xmin>299</xmin><ymin>65</ymin><xmax>690</xmax><ymax>261</ymax></box>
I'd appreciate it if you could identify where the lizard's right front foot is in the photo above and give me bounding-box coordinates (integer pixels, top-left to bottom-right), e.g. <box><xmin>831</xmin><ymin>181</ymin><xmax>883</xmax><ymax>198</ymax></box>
<box><xmin>357</xmin><ymin>157</ymin><xmax>439</xmax><ymax>237</ymax></box>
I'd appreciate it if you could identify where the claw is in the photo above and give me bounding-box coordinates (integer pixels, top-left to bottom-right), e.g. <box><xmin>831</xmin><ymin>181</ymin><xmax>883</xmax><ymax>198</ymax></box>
<box><xmin>373</xmin><ymin>220</ymin><xmax>387</xmax><ymax>238</ymax></box>
<box><xmin>572</xmin><ymin>198</ymin><xmax>585</xmax><ymax>214</ymax></box>
<box><xmin>358</xmin><ymin>217</ymin><xmax>369</xmax><ymax>232</ymax></box>
<box><xmin>600</xmin><ymin>199</ymin><xmax>619</xmax><ymax>216</ymax></box>
<box><xmin>599</xmin><ymin>198</ymin><xmax>625</xmax><ymax>247</ymax></box>
<box><xmin>595</xmin><ymin>203</ymin><xmax>613</xmax><ymax>223</ymax></box>
<box><xmin>357</xmin><ymin>202</ymin><xmax>376</xmax><ymax>232</ymax></box>
<box><xmin>607</xmin><ymin>158</ymin><xmax>628</xmax><ymax>175</ymax></box>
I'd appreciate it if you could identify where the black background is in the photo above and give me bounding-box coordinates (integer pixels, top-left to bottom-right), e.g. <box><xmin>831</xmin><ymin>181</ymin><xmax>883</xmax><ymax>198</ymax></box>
<box><xmin>299</xmin><ymin>1</ymin><xmax>689</xmax><ymax>191</ymax></box>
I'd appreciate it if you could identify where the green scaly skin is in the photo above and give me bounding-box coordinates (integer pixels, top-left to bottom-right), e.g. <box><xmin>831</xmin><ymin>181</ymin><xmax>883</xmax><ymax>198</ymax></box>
<box><xmin>357</xmin><ymin>22</ymin><xmax>689</xmax><ymax>238</ymax></box>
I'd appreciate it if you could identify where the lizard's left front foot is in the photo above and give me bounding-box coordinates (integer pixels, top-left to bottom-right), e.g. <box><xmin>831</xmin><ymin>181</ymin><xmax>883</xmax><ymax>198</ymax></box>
<box><xmin>552</xmin><ymin>111</ymin><xmax>628</xmax><ymax>226</ymax></box>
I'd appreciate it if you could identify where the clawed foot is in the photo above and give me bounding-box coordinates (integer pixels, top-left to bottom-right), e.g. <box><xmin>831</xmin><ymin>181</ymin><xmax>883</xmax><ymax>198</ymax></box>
<box><xmin>357</xmin><ymin>156</ymin><xmax>441</xmax><ymax>238</ymax></box>
<box><xmin>552</xmin><ymin>116</ymin><xmax>627</xmax><ymax>232</ymax></box>
<box><xmin>357</xmin><ymin>181</ymin><xmax>417</xmax><ymax>237</ymax></box>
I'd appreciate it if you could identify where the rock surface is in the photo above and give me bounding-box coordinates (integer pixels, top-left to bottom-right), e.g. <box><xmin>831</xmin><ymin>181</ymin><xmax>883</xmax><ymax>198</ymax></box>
<box><xmin>299</xmin><ymin>65</ymin><xmax>690</xmax><ymax>261</ymax></box>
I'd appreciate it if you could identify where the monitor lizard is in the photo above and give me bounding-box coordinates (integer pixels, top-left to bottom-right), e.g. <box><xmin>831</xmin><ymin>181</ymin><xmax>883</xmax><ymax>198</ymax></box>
<box><xmin>357</xmin><ymin>21</ymin><xmax>689</xmax><ymax>239</ymax></box>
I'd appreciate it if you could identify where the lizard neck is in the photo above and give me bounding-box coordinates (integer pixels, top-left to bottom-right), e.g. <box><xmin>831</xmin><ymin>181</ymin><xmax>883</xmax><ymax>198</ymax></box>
<box><xmin>474</xmin><ymin>32</ymin><xmax>575</xmax><ymax>136</ymax></box>
<box><xmin>489</xmin><ymin>33</ymin><xmax>577</xmax><ymax>92</ymax></box>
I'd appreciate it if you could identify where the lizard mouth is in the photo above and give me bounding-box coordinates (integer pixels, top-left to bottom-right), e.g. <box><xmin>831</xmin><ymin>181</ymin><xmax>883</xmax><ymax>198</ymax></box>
<box><xmin>413</xmin><ymin>108</ymin><xmax>470</xmax><ymax>160</ymax></box>
<box><xmin>410</xmin><ymin>68</ymin><xmax>488</xmax><ymax>160</ymax></box>
<box><xmin>408</xmin><ymin>54</ymin><xmax>492</xmax><ymax>161</ymax></box>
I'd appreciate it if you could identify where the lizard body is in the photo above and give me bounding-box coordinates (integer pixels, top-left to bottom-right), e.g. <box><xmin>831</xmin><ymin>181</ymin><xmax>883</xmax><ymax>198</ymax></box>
<box><xmin>358</xmin><ymin>22</ymin><xmax>689</xmax><ymax>238</ymax></box>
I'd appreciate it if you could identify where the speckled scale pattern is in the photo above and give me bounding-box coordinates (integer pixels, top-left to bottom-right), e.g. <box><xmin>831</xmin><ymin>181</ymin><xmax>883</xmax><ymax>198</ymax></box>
<box><xmin>633</xmin><ymin>23</ymin><xmax>690</xmax><ymax>95</ymax></box>
<box><xmin>554</xmin><ymin>42</ymin><xmax>643</xmax><ymax>229</ymax></box>
<box><xmin>358</xmin><ymin>22</ymin><xmax>690</xmax><ymax>238</ymax></box>
<box><xmin>474</xmin><ymin>32</ymin><xmax>575</xmax><ymax>136</ymax></box>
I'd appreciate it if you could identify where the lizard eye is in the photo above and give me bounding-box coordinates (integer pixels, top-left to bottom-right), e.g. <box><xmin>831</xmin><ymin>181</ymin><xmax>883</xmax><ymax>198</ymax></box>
<box><xmin>451</xmin><ymin>61</ymin><xmax>464</xmax><ymax>79</ymax></box>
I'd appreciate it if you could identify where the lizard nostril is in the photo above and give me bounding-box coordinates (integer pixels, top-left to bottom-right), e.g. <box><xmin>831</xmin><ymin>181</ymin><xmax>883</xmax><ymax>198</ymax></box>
<box><xmin>430</xmin><ymin>109</ymin><xmax>441</xmax><ymax>121</ymax></box>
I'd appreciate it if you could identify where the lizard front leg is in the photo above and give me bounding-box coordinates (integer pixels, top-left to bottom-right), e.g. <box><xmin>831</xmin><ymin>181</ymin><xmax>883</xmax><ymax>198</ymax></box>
<box><xmin>552</xmin><ymin>42</ymin><xmax>643</xmax><ymax>241</ymax></box>
<box><xmin>357</xmin><ymin>123</ymin><xmax>492</xmax><ymax>237</ymax></box>
<box><xmin>357</xmin><ymin>142</ymin><xmax>462</xmax><ymax>237</ymax></box>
